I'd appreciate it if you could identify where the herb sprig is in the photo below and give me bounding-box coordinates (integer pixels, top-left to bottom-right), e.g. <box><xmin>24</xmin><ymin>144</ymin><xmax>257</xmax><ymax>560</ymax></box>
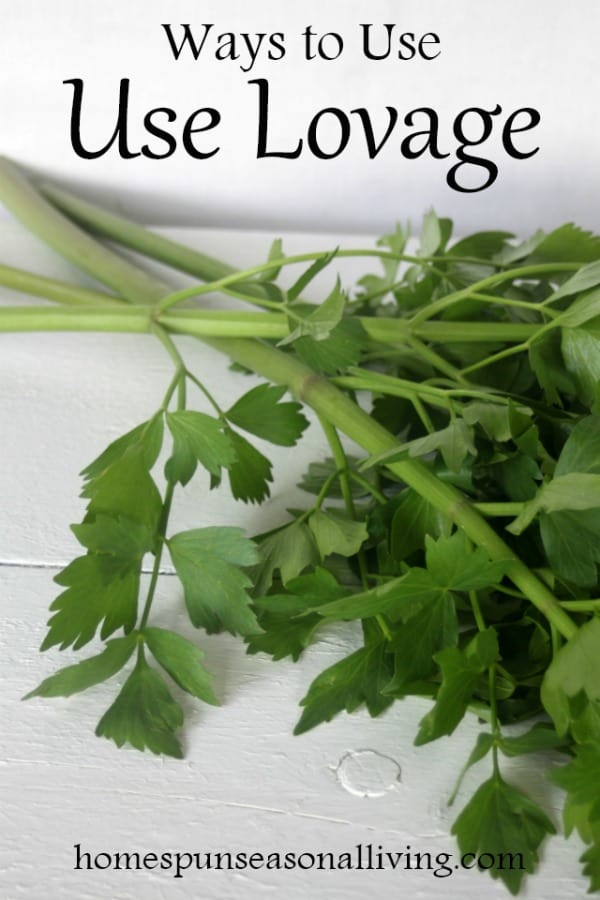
<box><xmin>1</xmin><ymin>156</ymin><xmax>600</xmax><ymax>893</ymax></box>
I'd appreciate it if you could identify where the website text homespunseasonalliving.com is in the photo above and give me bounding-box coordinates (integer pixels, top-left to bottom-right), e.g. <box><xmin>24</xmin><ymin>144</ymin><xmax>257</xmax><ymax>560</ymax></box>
<box><xmin>74</xmin><ymin>842</ymin><xmax>524</xmax><ymax>880</ymax></box>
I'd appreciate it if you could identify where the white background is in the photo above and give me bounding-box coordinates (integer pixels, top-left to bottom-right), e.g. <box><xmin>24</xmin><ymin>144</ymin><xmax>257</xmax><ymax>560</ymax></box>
<box><xmin>1</xmin><ymin>0</ymin><xmax>599</xmax><ymax>235</ymax></box>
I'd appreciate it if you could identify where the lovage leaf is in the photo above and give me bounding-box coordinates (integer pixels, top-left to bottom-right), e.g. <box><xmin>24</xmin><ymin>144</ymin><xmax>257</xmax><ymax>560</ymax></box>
<box><xmin>248</xmin><ymin>570</ymin><xmax>341</xmax><ymax>660</ymax></box>
<box><xmin>280</xmin><ymin>278</ymin><xmax>346</xmax><ymax>345</ymax></box>
<box><xmin>81</xmin><ymin>450</ymin><xmax>162</xmax><ymax>535</ymax></box>
<box><xmin>424</xmin><ymin>531</ymin><xmax>509</xmax><ymax>592</ymax></box>
<box><xmin>250</xmin><ymin>520</ymin><xmax>319</xmax><ymax>597</ymax></box>
<box><xmin>385</xmin><ymin>593</ymin><xmax>458</xmax><ymax>695</ymax></box>
<box><xmin>451</xmin><ymin>774</ymin><xmax>555</xmax><ymax>894</ymax></box>
<box><xmin>293</xmin><ymin>317</ymin><xmax>365</xmax><ymax>374</ymax></box>
<box><xmin>414</xmin><ymin>628</ymin><xmax>499</xmax><ymax>745</ymax></box>
<box><xmin>226</xmin><ymin>383</ymin><xmax>309</xmax><ymax>446</ymax></box>
<box><xmin>80</xmin><ymin>413</ymin><xmax>164</xmax><ymax>482</ymax></box>
<box><xmin>24</xmin><ymin>634</ymin><xmax>137</xmax><ymax>699</ymax></box>
<box><xmin>539</xmin><ymin>509</ymin><xmax>600</xmax><ymax>587</ymax></box>
<box><xmin>562</xmin><ymin>323</ymin><xmax>600</xmax><ymax>410</ymax></box>
<box><xmin>529</xmin><ymin>417</ymin><xmax>600</xmax><ymax>584</ymax></box>
<box><xmin>165</xmin><ymin>410</ymin><xmax>236</xmax><ymax>486</ymax></box>
<box><xmin>555</xmin><ymin>416</ymin><xmax>600</xmax><ymax>476</ymax></box>
<box><xmin>144</xmin><ymin>627</ymin><xmax>219</xmax><ymax>705</ymax></box>
<box><xmin>390</xmin><ymin>488</ymin><xmax>449</xmax><ymax>562</ymax></box>
<box><xmin>508</xmin><ymin>473</ymin><xmax>600</xmax><ymax>534</ymax></box>
<box><xmin>294</xmin><ymin>639</ymin><xmax>394</xmax><ymax>734</ymax></box>
<box><xmin>225</xmin><ymin>430</ymin><xmax>273</xmax><ymax>504</ymax></box>
<box><xmin>549</xmin><ymin>742</ymin><xmax>600</xmax><ymax>890</ymax></box>
<box><xmin>168</xmin><ymin>527</ymin><xmax>260</xmax><ymax>636</ymax></box>
<box><xmin>42</xmin><ymin>554</ymin><xmax>140</xmax><ymax>651</ymax></box>
<box><xmin>71</xmin><ymin>514</ymin><xmax>153</xmax><ymax>558</ymax></box>
<box><xmin>95</xmin><ymin>655</ymin><xmax>184</xmax><ymax>758</ymax></box>
<box><xmin>541</xmin><ymin>617</ymin><xmax>600</xmax><ymax>736</ymax></box>
<box><xmin>286</xmin><ymin>249</ymin><xmax>338</xmax><ymax>302</ymax></box>
<box><xmin>308</xmin><ymin>508</ymin><xmax>368</xmax><ymax>559</ymax></box>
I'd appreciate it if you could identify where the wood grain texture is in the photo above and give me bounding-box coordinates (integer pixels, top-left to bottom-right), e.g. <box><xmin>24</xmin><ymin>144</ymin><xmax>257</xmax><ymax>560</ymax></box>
<box><xmin>0</xmin><ymin>225</ymin><xmax>587</xmax><ymax>899</ymax></box>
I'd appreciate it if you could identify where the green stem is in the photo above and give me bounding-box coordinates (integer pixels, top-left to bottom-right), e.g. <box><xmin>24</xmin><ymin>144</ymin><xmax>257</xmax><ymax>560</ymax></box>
<box><xmin>473</xmin><ymin>502</ymin><xmax>526</xmax><ymax>517</ymax></box>
<box><xmin>0</xmin><ymin>262</ymin><xmax>121</xmax><ymax>307</ymax></box>
<box><xmin>559</xmin><ymin>599</ymin><xmax>600</xmax><ymax>612</ymax></box>
<box><xmin>0</xmin><ymin>157</ymin><xmax>169</xmax><ymax>303</ymax></box>
<box><xmin>348</xmin><ymin>472</ymin><xmax>387</xmax><ymax>504</ymax></box>
<box><xmin>0</xmin><ymin>302</ymin><xmax>539</xmax><ymax>347</ymax></box>
<box><xmin>409</xmin><ymin>262</ymin><xmax>580</xmax><ymax>327</ymax></box>
<box><xmin>139</xmin><ymin>325</ymin><xmax>185</xmax><ymax>631</ymax></box>
<box><xmin>407</xmin><ymin>334</ymin><xmax>468</xmax><ymax>384</ymax></box>
<box><xmin>319</xmin><ymin>416</ymin><xmax>390</xmax><ymax>639</ymax></box>
<box><xmin>460</xmin><ymin>340</ymin><xmax>530</xmax><ymax>377</ymax></box>
<box><xmin>0</xmin><ymin>304</ymin><xmax>152</xmax><ymax>334</ymax></box>
<box><xmin>139</xmin><ymin>479</ymin><xmax>176</xmax><ymax>631</ymax></box>
<box><xmin>469</xmin><ymin>589</ymin><xmax>501</xmax><ymax>774</ymax></box>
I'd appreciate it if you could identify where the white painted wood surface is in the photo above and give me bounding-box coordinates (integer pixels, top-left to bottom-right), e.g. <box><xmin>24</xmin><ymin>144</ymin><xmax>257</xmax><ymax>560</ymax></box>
<box><xmin>0</xmin><ymin>225</ymin><xmax>587</xmax><ymax>899</ymax></box>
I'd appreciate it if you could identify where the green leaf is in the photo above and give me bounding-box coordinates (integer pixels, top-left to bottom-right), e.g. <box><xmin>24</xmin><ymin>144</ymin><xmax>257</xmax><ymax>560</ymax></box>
<box><xmin>558</xmin><ymin>288</ymin><xmax>600</xmax><ymax>327</ymax></box>
<box><xmin>165</xmin><ymin>410</ymin><xmax>236</xmax><ymax>486</ymax></box>
<box><xmin>95</xmin><ymin>655</ymin><xmax>184</xmax><ymax>758</ymax></box>
<box><xmin>249</xmin><ymin>569</ymin><xmax>341</xmax><ymax>660</ymax></box>
<box><xmin>526</xmin><ymin>223</ymin><xmax>600</xmax><ymax>264</ymax></box>
<box><xmin>499</xmin><ymin>723</ymin><xmax>567</xmax><ymax>757</ymax></box>
<box><xmin>250</xmin><ymin>520</ymin><xmax>319</xmax><ymax>596</ymax></box>
<box><xmin>448</xmin><ymin>732</ymin><xmax>494</xmax><ymax>806</ymax></box>
<box><xmin>294</xmin><ymin>639</ymin><xmax>394</xmax><ymax>734</ymax></box>
<box><xmin>256</xmin><ymin>237</ymin><xmax>284</xmax><ymax>282</ymax></box>
<box><xmin>450</xmin><ymin>231</ymin><xmax>514</xmax><ymax>260</ymax></box>
<box><xmin>522</xmin><ymin>417</ymin><xmax>600</xmax><ymax>584</ymax></box>
<box><xmin>80</xmin><ymin>413</ymin><xmax>164</xmax><ymax>482</ymax></box>
<box><xmin>425</xmin><ymin>532</ymin><xmax>509</xmax><ymax>592</ymax></box>
<box><xmin>414</xmin><ymin>628</ymin><xmax>498</xmax><ymax>745</ymax></box>
<box><xmin>246</xmin><ymin>612</ymin><xmax>321</xmax><ymax>661</ymax></box>
<box><xmin>548</xmin><ymin>263</ymin><xmax>600</xmax><ymax>303</ymax></box>
<box><xmin>509</xmin><ymin>473</ymin><xmax>600</xmax><ymax>533</ymax></box>
<box><xmin>390</xmin><ymin>489</ymin><xmax>449</xmax><ymax>562</ymax></box>
<box><xmin>255</xmin><ymin>568</ymin><xmax>342</xmax><ymax>615</ymax></box>
<box><xmin>529</xmin><ymin>330</ymin><xmax>575</xmax><ymax>404</ymax></box>
<box><xmin>81</xmin><ymin>450</ymin><xmax>162</xmax><ymax>536</ymax></box>
<box><xmin>451</xmin><ymin>774</ymin><xmax>555</xmax><ymax>894</ymax></box>
<box><xmin>280</xmin><ymin>278</ymin><xmax>345</xmax><ymax>345</ymax></box>
<box><xmin>580</xmin><ymin>842</ymin><xmax>600</xmax><ymax>894</ymax></box>
<box><xmin>168</xmin><ymin>527</ymin><xmax>260</xmax><ymax>636</ymax></box>
<box><xmin>71</xmin><ymin>514</ymin><xmax>153</xmax><ymax>558</ymax></box>
<box><xmin>314</xmin><ymin>568</ymin><xmax>440</xmax><ymax>622</ymax></box>
<box><xmin>562</xmin><ymin>324</ymin><xmax>600</xmax><ymax>410</ymax></box>
<box><xmin>555</xmin><ymin>416</ymin><xmax>600</xmax><ymax>475</ymax></box>
<box><xmin>364</xmin><ymin>420</ymin><xmax>476</xmax><ymax>473</ymax></box>
<box><xmin>226</xmin><ymin>430</ymin><xmax>273</xmax><ymax>504</ymax></box>
<box><xmin>308</xmin><ymin>508</ymin><xmax>368</xmax><ymax>559</ymax></box>
<box><xmin>552</xmin><ymin>732</ymin><xmax>600</xmax><ymax>891</ymax></box>
<box><xmin>42</xmin><ymin>554</ymin><xmax>140</xmax><ymax>651</ymax></box>
<box><xmin>226</xmin><ymin>383</ymin><xmax>309</xmax><ymax>446</ymax></box>
<box><xmin>541</xmin><ymin>617</ymin><xmax>600</xmax><ymax>736</ymax></box>
<box><xmin>385</xmin><ymin>593</ymin><xmax>458</xmax><ymax>695</ymax></box>
<box><xmin>298</xmin><ymin>455</ymin><xmax>372</xmax><ymax>499</ymax></box>
<box><xmin>419</xmin><ymin>209</ymin><xmax>442</xmax><ymax>257</ymax></box>
<box><xmin>293</xmin><ymin>318</ymin><xmax>365</xmax><ymax>374</ymax></box>
<box><xmin>24</xmin><ymin>634</ymin><xmax>137</xmax><ymax>699</ymax></box>
<box><xmin>540</xmin><ymin>508</ymin><xmax>600</xmax><ymax>586</ymax></box>
<box><xmin>144</xmin><ymin>627</ymin><xmax>218</xmax><ymax>705</ymax></box>
<box><xmin>287</xmin><ymin>249</ymin><xmax>337</xmax><ymax>302</ymax></box>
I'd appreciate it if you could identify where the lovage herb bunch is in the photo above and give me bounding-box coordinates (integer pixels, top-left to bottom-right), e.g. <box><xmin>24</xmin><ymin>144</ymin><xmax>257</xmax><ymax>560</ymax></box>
<box><xmin>1</xmin><ymin>157</ymin><xmax>600</xmax><ymax>893</ymax></box>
